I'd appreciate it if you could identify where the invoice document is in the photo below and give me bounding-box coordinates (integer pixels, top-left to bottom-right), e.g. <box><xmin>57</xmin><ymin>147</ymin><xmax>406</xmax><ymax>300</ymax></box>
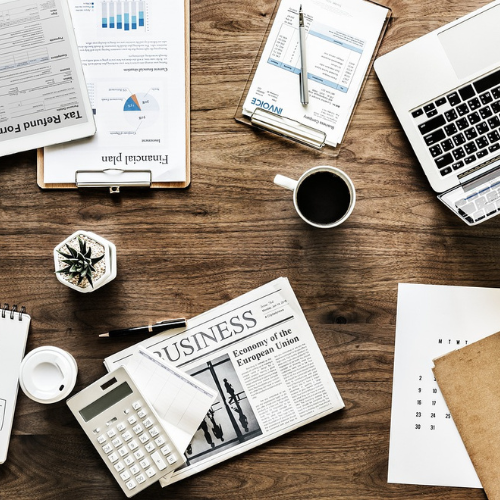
<box><xmin>242</xmin><ymin>0</ymin><xmax>389</xmax><ymax>147</ymax></box>
<box><xmin>42</xmin><ymin>0</ymin><xmax>188</xmax><ymax>185</ymax></box>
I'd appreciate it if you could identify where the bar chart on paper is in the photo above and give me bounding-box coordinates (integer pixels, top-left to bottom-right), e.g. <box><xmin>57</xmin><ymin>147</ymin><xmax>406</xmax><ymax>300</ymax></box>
<box><xmin>100</xmin><ymin>0</ymin><xmax>146</xmax><ymax>31</ymax></box>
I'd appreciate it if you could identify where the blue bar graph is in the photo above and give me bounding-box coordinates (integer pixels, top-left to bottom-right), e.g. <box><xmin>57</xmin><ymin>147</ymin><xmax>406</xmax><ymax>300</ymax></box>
<box><xmin>100</xmin><ymin>0</ymin><xmax>146</xmax><ymax>31</ymax></box>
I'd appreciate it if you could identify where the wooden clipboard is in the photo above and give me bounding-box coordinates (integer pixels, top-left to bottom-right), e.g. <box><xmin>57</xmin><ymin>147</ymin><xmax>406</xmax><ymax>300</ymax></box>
<box><xmin>37</xmin><ymin>0</ymin><xmax>190</xmax><ymax>190</ymax></box>
<box><xmin>234</xmin><ymin>0</ymin><xmax>392</xmax><ymax>152</ymax></box>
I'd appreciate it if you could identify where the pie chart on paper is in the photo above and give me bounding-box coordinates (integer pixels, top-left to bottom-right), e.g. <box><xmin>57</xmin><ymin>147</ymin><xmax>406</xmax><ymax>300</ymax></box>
<box><xmin>123</xmin><ymin>92</ymin><xmax>160</xmax><ymax>128</ymax></box>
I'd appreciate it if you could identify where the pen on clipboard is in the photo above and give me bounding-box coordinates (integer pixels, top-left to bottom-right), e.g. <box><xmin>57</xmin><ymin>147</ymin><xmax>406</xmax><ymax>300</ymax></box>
<box><xmin>299</xmin><ymin>4</ymin><xmax>309</xmax><ymax>105</ymax></box>
<box><xmin>99</xmin><ymin>318</ymin><xmax>187</xmax><ymax>338</ymax></box>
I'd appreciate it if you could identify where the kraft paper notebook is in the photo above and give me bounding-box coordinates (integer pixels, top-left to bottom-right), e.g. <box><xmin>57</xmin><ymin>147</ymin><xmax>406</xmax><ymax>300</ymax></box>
<box><xmin>432</xmin><ymin>331</ymin><xmax>500</xmax><ymax>500</ymax></box>
<box><xmin>0</xmin><ymin>304</ymin><xmax>30</xmax><ymax>464</ymax></box>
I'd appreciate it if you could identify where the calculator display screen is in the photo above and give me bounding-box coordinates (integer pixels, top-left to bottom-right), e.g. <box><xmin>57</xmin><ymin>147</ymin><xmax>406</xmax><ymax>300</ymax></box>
<box><xmin>79</xmin><ymin>382</ymin><xmax>133</xmax><ymax>422</ymax></box>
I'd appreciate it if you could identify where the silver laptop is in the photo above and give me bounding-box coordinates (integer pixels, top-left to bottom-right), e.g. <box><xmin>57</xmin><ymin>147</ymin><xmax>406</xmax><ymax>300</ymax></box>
<box><xmin>375</xmin><ymin>1</ymin><xmax>500</xmax><ymax>225</ymax></box>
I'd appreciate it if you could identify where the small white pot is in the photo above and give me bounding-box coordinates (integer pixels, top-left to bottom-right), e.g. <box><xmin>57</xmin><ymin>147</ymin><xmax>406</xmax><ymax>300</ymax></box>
<box><xmin>54</xmin><ymin>230</ymin><xmax>117</xmax><ymax>293</ymax></box>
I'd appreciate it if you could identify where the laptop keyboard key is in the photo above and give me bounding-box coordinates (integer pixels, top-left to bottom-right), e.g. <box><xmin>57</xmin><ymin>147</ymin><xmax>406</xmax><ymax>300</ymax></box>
<box><xmin>464</xmin><ymin>142</ymin><xmax>477</xmax><ymax>155</ymax></box>
<box><xmin>436</xmin><ymin>97</ymin><xmax>447</xmax><ymax>107</ymax></box>
<box><xmin>488</xmin><ymin>116</ymin><xmax>500</xmax><ymax>128</ymax></box>
<box><xmin>452</xmin><ymin>133</ymin><xmax>466</xmax><ymax>146</ymax></box>
<box><xmin>468</xmin><ymin>112</ymin><xmax>481</xmax><ymax>125</ymax></box>
<box><xmin>429</xmin><ymin>145</ymin><xmax>443</xmax><ymax>157</ymax></box>
<box><xmin>489</xmin><ymin>143</ymin><xmax>500</xmax><ymax>153</ymax></box>
<box><xmin>456</xmin><ymin>118</ymin><xmax>469</xmax><ymax>130</ymax></box>
<box><xmin>474</xmin><ymin>68</ymin><xmax>500</xmax><ymax>93</ymax></box>
<box><xmin>492</xmin><ymin>101</ymin><xmax>500</xmax><ymax>114</ymax></box>
<box><xmin>480</xmin><ymin>92</ymin><xmax>493</xmax><ymax>105</ymax></box>
<box><xmin>444</xmin><ymin>123</ymin><xmax>457</xmax><ymax>136</ymax></box>
<box><xmin>418</xmin><ymin>115</ymin><xmax>446</xmax><ymax>135</ymax></box>
<box><xmin>429</xmin><ymin>144</ymin><xmax>443</xmax><ymax>158</ymax></box>
<box><xmin>479</xmin><ymin>106</ymin><xmax>493</xmax><ymax>119</ymax></box>
<box><xmin>424</xmin><ymin>129</ymin><xmax>446</xmax><ymax>146</ymax></box>
<box><xmin>476</xmin><ymin>136</ymin><xmax>489</xmax><ymax>149</ymax></box>
<box><xmin>464</xmin><ymin>127</ymin><xmax>478</xmax><ymax>140</ymax></box>
<box><xmin>447</xmin><ymin>92</ymin><xmax>461</xmax><ymax>106</ymax></box>
<box><xmin>440</xmin><ymin>166</ymin><xmax>453</xmax><ymax>176</ymax></box>
<box><xmin>477</xmin><ymin>149</ymin><xmax>489</xmax><ymax>158</ymax></box>
<box><xmin>488</xmin><ymin>130</ymin><xmax>500</xmax><ymax>142</ymax></box>
<box><xmin>459</xmin><ymin>85</ymin><xmax>475</xmax><ymax>100</ymax></box>
<box><xmin>452</xmin><ymin>161</ymin><xmax>464</xmax><ymax>170</ymax></box>
<box><xmin>456</xmin><ymin>103</ymin><xmax>469</xmax><ymax>116</ymax></box>
<box><xmin>441</xmin><ymin>139</ymin><xmax>454</xmax><ymax>151</ymax></box>
<box><xmin>464</xmin><ymin>155</ymin><xmax>476</xmax><ymax>164</ymax></box>
<box><xmin>452</xmin><ymin>147</ymin><xmax>466</xmax><ymax>160</ymax></box>
<box><xmin>492</xmin><ymin>86</ymin><xmax>500</xmax><ymax>99</ymax></box>
<box><xmin>412</xmin><ymin>108</ymin><xmax>424</xmax><ymax>118</ymax></box>
<box><xmin>435</xmin><ymin>153</ymin><xmax>453</xmax><ymax>169</ymax></box>
<box><xmin>468</xmin><ymin>98</ymin><xmax>481</xmax><ymax>110</ymax></box>
<box><xmin>477</xmin><ymin>122</ymin><xmax>489</xmax><ymax>134</ymax></box>
<box><xmin>445</xmin><ymin>109</ymin><xmax>458</xmax><ymax>121</ymax></box>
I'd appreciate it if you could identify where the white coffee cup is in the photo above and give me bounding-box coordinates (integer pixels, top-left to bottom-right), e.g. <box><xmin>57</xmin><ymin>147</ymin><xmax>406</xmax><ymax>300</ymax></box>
<box><xmin>20</xmin><ymin>346</ymin><xmax>78</xmax><ymax>404</ymax></box>
<box><xmin>274</xmin><ymin>166</ymin><xmax>356</xmax><ymax>228</ymax></box>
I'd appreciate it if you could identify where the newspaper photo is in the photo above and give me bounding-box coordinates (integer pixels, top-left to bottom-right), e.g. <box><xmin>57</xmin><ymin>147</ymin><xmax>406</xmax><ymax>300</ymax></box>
<box><xmin>103</xmin><ymin>277</ymin><xmax>344</xmax><ymax>486</ymax></box>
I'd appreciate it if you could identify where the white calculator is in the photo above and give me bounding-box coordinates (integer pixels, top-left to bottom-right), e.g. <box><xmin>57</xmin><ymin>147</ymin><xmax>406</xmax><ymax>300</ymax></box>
<box><xmin>67</xmin><ymin>366</ymin><xmax>184</xmax><ymax>497</ymax></box>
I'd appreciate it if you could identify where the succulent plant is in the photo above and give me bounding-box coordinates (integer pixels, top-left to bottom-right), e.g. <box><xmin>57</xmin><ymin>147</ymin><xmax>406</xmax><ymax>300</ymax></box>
<box><xmin>56</xmin><ymin>237</ymin><xmax>104</xmax><ymax>288</ymax></box>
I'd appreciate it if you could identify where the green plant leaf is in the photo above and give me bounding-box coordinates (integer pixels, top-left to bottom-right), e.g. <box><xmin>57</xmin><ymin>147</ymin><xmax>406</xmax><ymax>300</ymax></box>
<box><xmin>67</xmin><ymin>245</ymin><xmax>78</xmax><ymax>258</ymax></box>
<box><xmin>91</xmin><ymin>254</ymin><xmax>104</xmax><ymax>265</ymax></box>
<box><xmin>57</xmin><ymin>249</ymin><xmax>73</xmax><ymax>259</ymax></box>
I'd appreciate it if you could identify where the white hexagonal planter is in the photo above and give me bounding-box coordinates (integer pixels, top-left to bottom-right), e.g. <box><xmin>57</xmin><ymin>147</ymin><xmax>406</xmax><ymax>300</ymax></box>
<box><xmin>54</xmin><ymin>230</ymin><xmax>117</xmax><ymax>293</ymax></box>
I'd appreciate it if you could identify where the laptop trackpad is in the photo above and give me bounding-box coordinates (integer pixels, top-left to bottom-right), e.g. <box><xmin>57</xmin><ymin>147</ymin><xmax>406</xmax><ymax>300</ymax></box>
<box><xmin>438</xmin><ymin>4</ymin><xmax>500</xmax><ymax>79</ymax></box>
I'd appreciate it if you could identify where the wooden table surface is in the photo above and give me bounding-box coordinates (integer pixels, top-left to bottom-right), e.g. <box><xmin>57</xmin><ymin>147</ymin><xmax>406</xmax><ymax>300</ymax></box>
<box><xmin>0</xmin><ymin>0</ymin><xmax>495</xmax><ymax>498</ymax></box>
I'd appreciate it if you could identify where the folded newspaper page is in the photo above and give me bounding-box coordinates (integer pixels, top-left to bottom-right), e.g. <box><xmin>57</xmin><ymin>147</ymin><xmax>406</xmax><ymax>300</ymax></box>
<box><xmin>103</xmin><ymin>277</ymin><xmax>344</xmax><ymax>486</ymax></box>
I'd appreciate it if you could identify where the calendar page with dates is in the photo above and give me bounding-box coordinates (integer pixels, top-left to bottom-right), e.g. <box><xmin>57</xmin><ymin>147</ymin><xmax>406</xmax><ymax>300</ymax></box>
<box><xmin>388</xmin><ymin>283</ymin><xmax>500</xmax><ymax>488</ymax></box>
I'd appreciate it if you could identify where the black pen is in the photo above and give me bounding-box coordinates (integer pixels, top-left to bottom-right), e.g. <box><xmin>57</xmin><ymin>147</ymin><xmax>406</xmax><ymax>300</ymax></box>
<box><xmin>99</xmin><ymin>318</ymin><xmax>187</xmax><ymax>338</ymax></box>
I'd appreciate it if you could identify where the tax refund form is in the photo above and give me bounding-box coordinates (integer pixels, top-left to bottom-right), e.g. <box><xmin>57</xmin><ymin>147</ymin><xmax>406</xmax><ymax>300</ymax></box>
<box><xmin>242</xmin><ymin>0</ymin><xmax>389</xmax><ymax>147</ymax></box>
<box><xmin>0</xmin><ymin>0</ymin><xmax>95</xmax><ymax>156</ymax></box>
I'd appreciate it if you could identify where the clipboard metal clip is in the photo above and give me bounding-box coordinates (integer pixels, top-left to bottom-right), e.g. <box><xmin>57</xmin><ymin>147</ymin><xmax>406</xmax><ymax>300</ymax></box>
<box><xmin>75</xmin><ymin>168</ymin><xmax>152</xmax><ymax>194</ymax></box>
<box><xmin>250</xmin><ymin>108</ymin><xmax>326</xmax><ymax>150</ymax></box>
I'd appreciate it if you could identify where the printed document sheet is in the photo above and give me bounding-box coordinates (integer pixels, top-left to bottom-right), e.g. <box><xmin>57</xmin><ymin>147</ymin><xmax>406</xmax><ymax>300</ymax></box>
<box><xmin>42</xmin><ymin>0</ymin><xmax>187</xmax><ymax>183</ymax></box>
<box><xmin>387</xmin><ymin>283</ymin><xmax>500</xmax><ymax>488</ymax></box>
<box><xmin>242</xmin><ymin>0</ymin><xmax>388</xmax><ymax>146</ymax></box>
<box><xmin>0</xmin><ymin>0</ymin><xmax>94</xmax><ymax>155</ymax></box>
<box><xmin>125</xmin><ymin>347</ymin><xmax>217</xmax><ymax>454</ymax></box>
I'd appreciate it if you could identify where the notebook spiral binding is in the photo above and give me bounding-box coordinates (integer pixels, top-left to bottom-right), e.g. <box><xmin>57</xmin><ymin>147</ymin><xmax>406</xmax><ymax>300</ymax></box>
<box><xmin>2</xmin><ymin>304</ymin><xmax>26</xmax><ymax>321</ymax></box>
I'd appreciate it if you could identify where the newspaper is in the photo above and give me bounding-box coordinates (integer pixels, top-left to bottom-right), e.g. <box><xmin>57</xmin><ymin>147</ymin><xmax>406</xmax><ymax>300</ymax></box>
<box><xmin>103</xmin><ymin>277</ymin><xmax>344</xmax><ymax>486</ymax></box>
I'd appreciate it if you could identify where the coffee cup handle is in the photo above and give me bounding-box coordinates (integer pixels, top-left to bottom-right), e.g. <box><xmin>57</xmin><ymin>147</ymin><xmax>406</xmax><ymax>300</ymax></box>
<box><xmin>274</xmin><ymin>174</ymin><xmax>298</xmax><ymax>191</ymax></box>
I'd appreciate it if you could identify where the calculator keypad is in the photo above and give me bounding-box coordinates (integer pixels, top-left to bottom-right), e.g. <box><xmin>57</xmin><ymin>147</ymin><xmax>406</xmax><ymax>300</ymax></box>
<box><xmin>95</xmin><ymin>399</ymin><xmax>179</xmax><ymax>497</ymax></box>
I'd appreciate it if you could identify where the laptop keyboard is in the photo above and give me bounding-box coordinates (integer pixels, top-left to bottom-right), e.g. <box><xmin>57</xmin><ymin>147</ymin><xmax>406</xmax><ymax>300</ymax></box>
<box><xmin>412</xmin><ymin>68</ymin><xmax>500</xmax><ymax>177</ymax></box>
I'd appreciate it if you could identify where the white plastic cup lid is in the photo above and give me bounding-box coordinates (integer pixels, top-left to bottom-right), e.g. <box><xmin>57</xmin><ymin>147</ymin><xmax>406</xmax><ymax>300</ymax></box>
<box><xmin>20</xmin><ymin>346</ymin><xmax>78</xmax><ymax>404</ymax></box>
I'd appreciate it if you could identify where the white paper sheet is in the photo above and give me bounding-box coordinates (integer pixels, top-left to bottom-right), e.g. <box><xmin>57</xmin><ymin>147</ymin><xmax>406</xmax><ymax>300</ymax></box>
<box><xmin>124</xmin><ymin>347</ymin><xmax>217</xmax><ymax>454</ymax></box>
<box><xmin>387</xmin><ymin>283</ymin><xmax>500</xmax><ymax>488</ymax></box>
<box><xmin>42</xmin><ymin>0</ymin><xmax>187</xmax><ymax>183</ymax></box>
<box><xmin>243</xmin><ymin>0</ymin><xmax>388</xmax><ymax>146</ymax></box>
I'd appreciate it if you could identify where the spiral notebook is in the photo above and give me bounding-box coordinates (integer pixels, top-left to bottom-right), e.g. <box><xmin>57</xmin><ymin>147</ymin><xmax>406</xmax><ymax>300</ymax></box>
<box><xmin>0</xmin><ymin>304</ymin><xmax>30</xmax><ymax>464</ymax></box>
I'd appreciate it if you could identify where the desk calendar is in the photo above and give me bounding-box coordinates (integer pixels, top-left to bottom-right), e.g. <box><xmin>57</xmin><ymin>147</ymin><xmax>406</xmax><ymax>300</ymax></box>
<box><xmin>388</xmin><ymin>283</ymin><xmax>500</xmax><ymax>488</ymax></box>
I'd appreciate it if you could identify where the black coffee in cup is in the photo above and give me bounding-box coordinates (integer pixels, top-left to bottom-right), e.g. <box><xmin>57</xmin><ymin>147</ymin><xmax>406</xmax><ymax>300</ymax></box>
<box><xmin>296</xmin><ymin>171</ymin><xmax>352</xmax><ymax>225</ymax></box>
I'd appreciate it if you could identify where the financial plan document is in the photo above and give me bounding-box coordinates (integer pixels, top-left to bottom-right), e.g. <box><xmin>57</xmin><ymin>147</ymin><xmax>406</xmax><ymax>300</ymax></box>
<box><xmin>243</xmin><ymin>0</ymin><xmax>388</xmax><ymax>147</ymax></box>
<box><xmin>42</xmin><ymin>0</ymin><xmax>188</xmax><ymax>184</ymax></box>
